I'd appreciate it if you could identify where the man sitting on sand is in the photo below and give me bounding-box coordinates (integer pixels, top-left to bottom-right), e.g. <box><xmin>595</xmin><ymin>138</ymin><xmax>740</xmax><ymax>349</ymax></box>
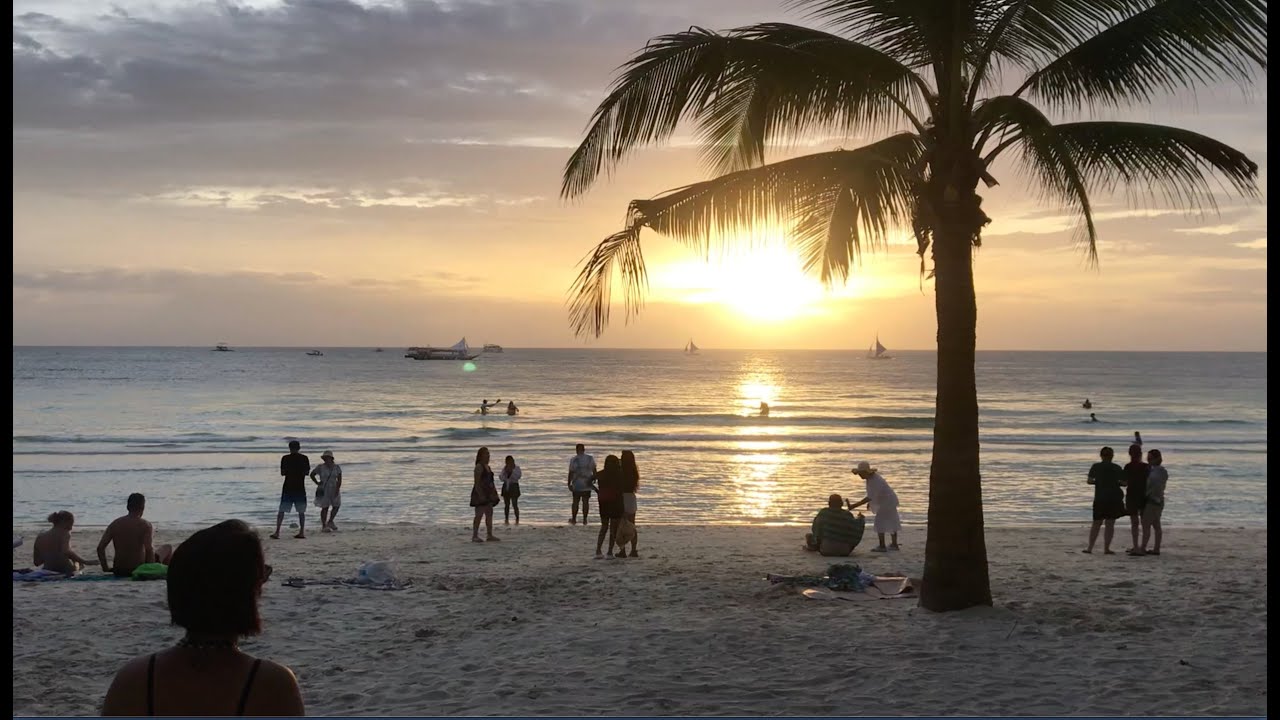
<box><xmin>97</xmin><ymin>493</ymin><xmax>172</xmax><ymax>577</ymax></box>
<box><xmin>34</xmin><ymin>511</ymin><xmax>92</xmax><ymax>574</ymax></box>
<box><xmin>804</xmin><ymin>494</ymin><xmax>866</xmax><ymax>557</ymax></box>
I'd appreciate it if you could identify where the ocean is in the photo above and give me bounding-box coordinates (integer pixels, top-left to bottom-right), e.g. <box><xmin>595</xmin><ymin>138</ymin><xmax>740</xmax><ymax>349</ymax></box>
<box><xmin>11</xmin><ymin>347</ymin><xmax>1267</xmax><ymax>529</ymax></box>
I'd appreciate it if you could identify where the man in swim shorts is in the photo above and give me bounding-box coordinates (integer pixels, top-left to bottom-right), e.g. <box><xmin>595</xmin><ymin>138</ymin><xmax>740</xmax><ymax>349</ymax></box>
<box><xmin>567</xmin><ymin>443</ymin><xmax>596</xmax><ymax>525</ymax></box>
<box><xmin>273</xmin><ymin>440</ymin><xmax>310</xmax><ymax>539</ymax></box>
<box><xmin>97</xmin><ymin>493</ymin><xmax>158</xmax><ymax>577</ymax></box>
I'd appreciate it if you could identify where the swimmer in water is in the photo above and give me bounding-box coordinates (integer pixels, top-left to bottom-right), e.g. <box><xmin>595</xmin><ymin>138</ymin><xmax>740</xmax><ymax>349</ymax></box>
<box><xmin>1083</xmin><ymin>399</ymin><xmax>1093</xmax><ymax>409</ymax></box>
<box><xmin>1133</xmin><ymin>431</ymin><xmax>1143</xmax><ymax>447</ymax></box>
<box><xmin>759</xmin><ymin>402</ymin><xmax>770</xmax><ymax>417</ymax></box>
<box><xmin>506</xmin><ymin>401</ymin><xmax>519</xmax><ymax>416</ymax></box>
<box><xmin>479</xmin><ymin>398</ymin><xmax>501</xmax><ymax>416</ymax></box>
<box><xmin>1090</xmin><ymin>413</ymin><xmax>1099</xmax><ymax>423</ymax></box>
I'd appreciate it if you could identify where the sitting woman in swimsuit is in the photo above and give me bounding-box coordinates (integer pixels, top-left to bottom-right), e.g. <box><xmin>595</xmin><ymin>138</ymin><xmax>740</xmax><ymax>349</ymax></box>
<box><xmin>101</xmin><ymin>520</ymin><xmax>304</xmax><ymax>716</ymax></box>
<box><xmin>34</xmin><ymin>511</ymin><xmax>91</xmax><ymax>574</ymax></box>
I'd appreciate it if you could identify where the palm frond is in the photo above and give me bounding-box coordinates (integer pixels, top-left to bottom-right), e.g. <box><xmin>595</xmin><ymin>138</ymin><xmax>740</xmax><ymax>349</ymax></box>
<box><xmin>1051</xmin><ymin>121</ymin><xmax>1261</xmax><ymax>209</ymax></box>
<box><xmin>1016</xmin><ymin>0</ymin><xmax>1268</xmax><ymax>110</ymax></box>
<box><xmin>791</xmin><ymin>0</ymin><xmax>983</xmax><ymax>68</ymax></box>
<box><xmin>695</xmin><ymin>23</ymin><xmax>928</xmax><ymax>175</ymax></box>
<box><xmin>561</xmin><ymin>25</ymin><xmax>925</xmax><ymax>198</ymax></box>
<box><xmin>567</xmin><ymin>134</ymin><xmax>925</xmax><ymax>337</ymax></box>
<box><xmin>975</xmin><ymin>95</ymin><xmax>1099</xmax><ymax>263</ymax></box>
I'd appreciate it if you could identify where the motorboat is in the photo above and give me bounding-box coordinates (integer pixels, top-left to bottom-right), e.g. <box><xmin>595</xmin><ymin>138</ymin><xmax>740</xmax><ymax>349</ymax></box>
<box><xmin>213</xmin><ymin>342</ymin><xmax>233</xmax><ymax>352</ymax></box>
<box><xmin>306</xmin><ymin>350</ymin><xmax>324</xmax><ymax>357</ymax></box>
<box><xmin>483</xmin><ymin>344</ymin><xmax>504</xmax><ymax>354</ymax></box>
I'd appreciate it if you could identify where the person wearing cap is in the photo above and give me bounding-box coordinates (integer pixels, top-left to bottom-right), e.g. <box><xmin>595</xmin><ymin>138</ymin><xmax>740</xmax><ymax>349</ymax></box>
<box><xmin>804</xmin><ymin>494</ymin><xmax>866</xmax><ymax>556</ymax></box>
<box><xmin>310</xmin><ymin>451</ymin><xmax>343</xmax><ymax>533</ymax></box>
<box><xmin>848</xmin><ymin>461</ymin><xmax>901</xmax><ymax>552</ymax></box>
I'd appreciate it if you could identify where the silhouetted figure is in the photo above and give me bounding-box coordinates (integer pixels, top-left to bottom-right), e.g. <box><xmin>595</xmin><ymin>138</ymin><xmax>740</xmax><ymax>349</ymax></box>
<box><xmin>759</xmin><ymin>401</ymin><xmax>770</xmax><ymax>417</ymax></box>
<box><xmin>480</xmin><ymin>398</ymin><xmax>502</xmax><ymax>416</ymax></box>
<box><xmin>1133</xmin><ymin>431</ymin><xmax>1143</xmax><ymax>447</ymax></box>
<box><xmin>1084</xmin><ymin>446</ymin><xmax>1126</xmax><ymax>554</ymax></box>
<box><xmin>1083</xmin><ymin>398</ymin><xmax>1093</xmax><ymax>409</ymax></box>
<box><xmin>1090</xmin><ymin>413</ymin><xmax>1098</xmax><ymax>422</ymax></box>
<box><xmin>1122</xmin><ymin>444</ymin><xmax>1149</xmax><ymax>555</ymax></box>
<box><xmin>506</xmin><ymin>401</ymin><xmax>519</xmax><ymax>416</ymax></box>
<box><xmin>273</xmin><ymin>440</ymin><xmax>309</xmax><ymax>540</ymax></box>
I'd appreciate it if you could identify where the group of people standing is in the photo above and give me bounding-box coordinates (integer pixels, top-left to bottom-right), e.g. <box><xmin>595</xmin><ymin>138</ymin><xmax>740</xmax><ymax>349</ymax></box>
<box><xmin>1085</xmin><ymin>433</ymin><xmax>1168</xmax><ymax>556</ymax></box>
<box><xmin>469</xmin><ymin>443</ymin><xmax>641</xmax><ymax>558</ymax></box>
<box><xmin>272</xmin><ymin>441</ymin><xmax>343</xmax><ymax>540</ymax></box>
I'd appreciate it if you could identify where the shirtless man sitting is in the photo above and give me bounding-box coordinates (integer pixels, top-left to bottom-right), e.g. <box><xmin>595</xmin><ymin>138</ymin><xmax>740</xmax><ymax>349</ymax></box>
<box><xmin>97</xmin><ymin>493</ymin><xmax>170</xmax><ymax>577</ymax></box>
<box><xmin>34</xmin><ymin>511</ymin><xmax>91</xmax><ymax>574</ymax></box>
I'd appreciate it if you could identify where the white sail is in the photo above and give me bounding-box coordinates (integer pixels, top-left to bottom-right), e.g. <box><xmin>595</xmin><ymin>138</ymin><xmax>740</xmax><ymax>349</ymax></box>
<box><xmin>450</xmin><ymin>337</ymin><xmax>470</xmax><ymax>354</ymax></box>
<box><xmin>875</xmin><ymin>338</ymin><xmax>887</xmax><ymax>357</ymax></box>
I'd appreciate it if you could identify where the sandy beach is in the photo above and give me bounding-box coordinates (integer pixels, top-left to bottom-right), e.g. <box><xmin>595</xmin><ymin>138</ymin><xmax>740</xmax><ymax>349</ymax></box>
<box><xmin>11</xmin><ymin>523</ymin><xmax>1268</xmax><ymax>716</ymax></box>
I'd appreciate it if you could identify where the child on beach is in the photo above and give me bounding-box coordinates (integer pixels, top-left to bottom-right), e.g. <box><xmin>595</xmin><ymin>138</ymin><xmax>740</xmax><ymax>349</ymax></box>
<box><xmin>848</xmin><ymin>461</ymin><xmax>901</xmax><ymax>552</ymax></box>
<box><xmin>500</xmin><ymin>455</ymin><xmax>522</xmax><ymax>525</ymax></box>
<box><xmin>1084</xmin><ymin>446</ymin><xmax>1126</xmax><ymax>554</ymax></box>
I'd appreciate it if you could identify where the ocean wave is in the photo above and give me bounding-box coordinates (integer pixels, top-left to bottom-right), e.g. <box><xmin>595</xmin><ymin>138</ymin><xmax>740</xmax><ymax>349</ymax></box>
<box><xmin>609</xmin><ymin>413</ymin><xmax>937</xmax><ymax>429</ymax></box>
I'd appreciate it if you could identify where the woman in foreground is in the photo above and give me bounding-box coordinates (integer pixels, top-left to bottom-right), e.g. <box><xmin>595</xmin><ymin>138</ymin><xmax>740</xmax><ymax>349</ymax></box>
<box><xmin>101</xmin><ymin>519</ymin><xmax>303</xmax><ymax>716</ymax></box>
<box><xmin>471</xmin><ymin>447</ymin><xmax>501</xmax><ymax>542</ymax></box>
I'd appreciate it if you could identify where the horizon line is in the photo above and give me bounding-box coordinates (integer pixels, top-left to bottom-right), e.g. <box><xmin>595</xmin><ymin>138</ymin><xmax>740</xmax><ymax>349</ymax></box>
<box><xmin>9</xmin><ymin>345</ymin><xmax>1268</xmax><ymax>353</ymax></box>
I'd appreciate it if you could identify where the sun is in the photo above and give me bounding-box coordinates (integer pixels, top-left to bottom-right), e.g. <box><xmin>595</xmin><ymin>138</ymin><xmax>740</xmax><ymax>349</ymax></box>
<box><xmin>656</xmin><ymin>244</ymin><xmax>835</xmax><ymax>322</ymax></box>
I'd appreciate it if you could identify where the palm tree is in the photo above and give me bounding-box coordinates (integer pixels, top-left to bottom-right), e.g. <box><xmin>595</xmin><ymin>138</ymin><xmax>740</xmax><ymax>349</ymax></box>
<box><xmin>560</xmin><ymin>0</ymin><xmax>1264</xmax><ymax>610</ymax></box>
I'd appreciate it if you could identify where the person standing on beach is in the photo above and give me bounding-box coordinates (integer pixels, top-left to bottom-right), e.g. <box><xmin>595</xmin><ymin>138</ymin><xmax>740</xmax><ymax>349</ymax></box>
<box><xmin>1084</xmin><ymin>446</ymin><xmax>1126</xmax><ymax>554</ymax></box>
<box><xmin>591</xmin><ymin>455</ymin><xmax>624</xmax><ymax>558</ymax></box>
<box><xmin>567</xmin><ymin>443</ymin><xmax>596</xmax><ymax>525</ymax></box>
<box><xmin>471</xmin><ymin>447</ymin><xmax>501</xmax><ymax>542</ymax></box>
<box><xmin>273</xmin><ymin>441</ymin><xmax>310</xmax><ymax>540</ymax></box>
<box><xmin>309</xmin><ymin>451</ymin><xmax>342</xmax><ymax>533</ymax></box>
<box><xmin>1134</xmin><ymin>449</ymin><xmax>1168</xmax><ymax>556</ymax></box>
<box><xmin>619</xmin><ymin>450</ymin><xmax>640</xmax><ymax>557</ymax></box>
<box><xmin>848</xmin><ymin>461</ymin><xmax>901</xmax><ymax>552</ymax></box>
<box><xmin>96</xmin><ymin>493</ymin><xmax>159</xmax><ymax>577</ymax></box>
<box><xmin>1122</xmin><ymin>444</ymin><xmax>1148</xmax><ymax>554</ymax></box>
<box><xmin>500</xmin><ymin>455</ymin><xmax>522</xmax><ymax>525</ymax></box>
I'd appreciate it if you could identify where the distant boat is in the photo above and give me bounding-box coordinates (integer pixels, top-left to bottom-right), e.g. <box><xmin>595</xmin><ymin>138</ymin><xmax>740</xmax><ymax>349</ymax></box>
<box><xmin>483</xmin><ymin>344</ymin><xmax>504</xmax><ymax>354</ymax></box>
<box><xmin>375</xmin><ymin>348</ymin><xmax>384</xmax><ymax>353</ymax></box>
<box><xmin>213</xmin><ymin>342</ymin><xmax>233</xmax><ymax>352</ymax></box>
<box><xmin>866</xmin><ymin>335</ymin><xmax>892</xmax><ymax>360</ymax></box>
<box><xmin>684</xmin><ymin>339</ymin><xmax>700</xmax><ymax>355</ymax></box>
<box><xmin>306</xmin><ymin>350</ymin><xmax>324</xmax><ymax>357</ymax></box>
<box><xmin>407</xmin><ymin>338</ymin><xmax>479</xmax><ymax>361</ymax></box>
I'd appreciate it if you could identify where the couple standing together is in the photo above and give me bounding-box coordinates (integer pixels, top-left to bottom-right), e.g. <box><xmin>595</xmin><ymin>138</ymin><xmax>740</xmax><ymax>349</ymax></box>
<box><xmin>568</xmin><ymin>444</ymin><xmax>640</xmax><ymax>558</ymax></box>
<box><xmin>272</xmin><ymin>441</ymin><xmax>343</xmax><ymax>540</ymax></box>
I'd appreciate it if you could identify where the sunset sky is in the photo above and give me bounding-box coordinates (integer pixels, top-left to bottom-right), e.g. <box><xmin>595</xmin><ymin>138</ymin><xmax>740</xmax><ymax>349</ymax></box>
<box><xmin>12</xmin><ymin>0</ymin><xmax>1269</xmax><ymax>350</ymax></box>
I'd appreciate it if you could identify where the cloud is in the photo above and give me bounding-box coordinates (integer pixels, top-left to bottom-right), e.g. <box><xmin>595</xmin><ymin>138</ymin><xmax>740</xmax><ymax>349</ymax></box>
<box><xmin>1233</xmin><ymin>238</ymin><xmax>1267</xmax><ymax>250</ymax></box>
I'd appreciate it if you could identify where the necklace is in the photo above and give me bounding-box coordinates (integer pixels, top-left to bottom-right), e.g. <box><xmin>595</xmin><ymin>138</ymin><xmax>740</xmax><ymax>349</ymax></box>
<box><xmin>177</xmin><ymin>635</ymin><xmax>239</xmax><ymax>651</ymax></box>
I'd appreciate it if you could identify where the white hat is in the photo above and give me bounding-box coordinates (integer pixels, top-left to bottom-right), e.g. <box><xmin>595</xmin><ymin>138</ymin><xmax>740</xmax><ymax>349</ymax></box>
<box><xmin>321</xmin><ymin>450</ymin><xmax>334</xmax><ymax>459</ymax></box>
<box><xmin>854</xmin><ymin>461</ymin><xmax>876</xmax><ymax>475</ymax></box>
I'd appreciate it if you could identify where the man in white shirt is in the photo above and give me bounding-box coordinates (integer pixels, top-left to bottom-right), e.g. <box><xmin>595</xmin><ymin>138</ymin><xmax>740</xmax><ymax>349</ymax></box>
<box><xmin>567</xmin><ymin>443</ymin><xmax>597</xmax><ymax>525</ymax></box>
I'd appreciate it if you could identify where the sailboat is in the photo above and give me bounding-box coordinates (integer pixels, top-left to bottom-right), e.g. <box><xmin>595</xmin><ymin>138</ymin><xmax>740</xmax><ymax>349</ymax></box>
<box><xmin>866</xmin><ymin>334</ymin><xmax>892</xmax><ymax>360</ymax></box>
<box><xmin>684</xmin><ymin>339</ymin><xmax>700</xmax><ymax>355</ymax></box>
<box><xmin>407</xmin><ymin>337</ymin><xmax>480</xmax><ymax>360</ymax></box>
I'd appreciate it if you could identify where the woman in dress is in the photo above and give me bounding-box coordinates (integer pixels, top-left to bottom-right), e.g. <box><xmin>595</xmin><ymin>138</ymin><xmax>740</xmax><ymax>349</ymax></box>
<box><xmin>848</xmin><ymin>461</ymin><xmax>901</xmax><ymax>552</ymax></box>
<box><xmin>471</xmin><ymin>447</ymin><xmax>501</xmax><ymax>543</ymax></box>
<box><xmin>618</xmin><ymin>450</ymin><xmax>640</xmax><ymax>558</ymax></box>
<box><xmin>101</xmin><ymin>520</ymin><xmax>304</xmax><ymax>716</ymax></box>
<box><xmin>500</xmin><ymin>455</ymin><xmax>523</xmax><ymax>526</ymax></box>
<box><xmin>591</xmin><ymin>455</ymin><xmax>624</xmax><ymax>558</ymax></box>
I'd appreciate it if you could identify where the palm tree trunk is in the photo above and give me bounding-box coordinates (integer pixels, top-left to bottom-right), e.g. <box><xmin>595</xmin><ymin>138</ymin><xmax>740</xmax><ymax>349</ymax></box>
<box><xmin>921</xmin><ymin>210</ymin><xmax>993</xmax><ymax>612</ymax></box>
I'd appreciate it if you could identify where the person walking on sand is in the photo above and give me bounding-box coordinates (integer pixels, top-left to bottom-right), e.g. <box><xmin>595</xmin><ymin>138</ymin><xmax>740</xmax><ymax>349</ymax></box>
<box><xmin>848</xmin><ymin>461</ymin><xmax>901</xmax><ymax>552</ymax></box>
<box><xmin>1084</xmin><ymin>446</ymin><xmax>1126</xmax><ymax>554</ymax></box>
<box><xmin>500</xmin><ymin>455</ymin><xmax>522</xmax><ymax>525</ymax></box>
<box><xmin>1133</xmin><ymin>449</ymin><xmax>1168</xmax><ymax>556</ymax></box>
<box><xmin>591</xmin><ymin>455</ymin><xmax>624</xmax><ymax>558</ymax></box>
<box><xmin>34</xmin><ymin>511</ymin><xmax>91</xmax><ymax>574</ymax></box>
<box><xmin>1122</xmin><ymin>444</ymin><xmax>1148</xmax><ymax>554</ymax></box>
<box><xmin>273</xmin><ymin>440</ymin><xmax>310</xmax><ymax>540</ymax></box>
<box><xmin>567</xmin><ymin>443</ymin><xmax>597</xmax><ymax>525</ymax></box>
<box><xmin>618</xmin><ymin>450</ymin><xmax>641</xmax><ymax>557</ymax></box>
<box><xmin>471</xmin><ymin>447</ymin><xmax>501</xmax><ymax>543</ymax></box>
<box><xmin>309</xmin><ymin>451</ymin><xmax>343</xmax><ymax>533</ymax></box>
<box><xmin>97</xmin><ymin>493</ymin><xmax>166</xmax><ymax>577</ymax></box>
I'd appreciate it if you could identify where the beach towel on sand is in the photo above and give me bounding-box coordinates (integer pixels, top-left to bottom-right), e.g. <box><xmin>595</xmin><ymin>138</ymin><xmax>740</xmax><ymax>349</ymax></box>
<box><xmin>12</xmin><ymin>569</ymin><xmax>128</xmax><ymax>582</ymax></box>
<box><xmin>801</xmin><ymin>576</ymin><xmax>918</xmax><ymax>601</ymax></box>
<box><xmin>282</xmin><ymin>577</ymin><xmax>413</xmax><ymax>591</ymax></box>
<box><xmin>767</xmin><ymin>563</ymin><xmax>877</xmax><ymax>592</ymax></box>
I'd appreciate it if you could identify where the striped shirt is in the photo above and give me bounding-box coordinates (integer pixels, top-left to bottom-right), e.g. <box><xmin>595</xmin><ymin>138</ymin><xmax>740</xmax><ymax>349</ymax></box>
<box><xmin>812</xmin><ymin>508</ymin><xmax>866</xmax><ymax>548</ymax></box>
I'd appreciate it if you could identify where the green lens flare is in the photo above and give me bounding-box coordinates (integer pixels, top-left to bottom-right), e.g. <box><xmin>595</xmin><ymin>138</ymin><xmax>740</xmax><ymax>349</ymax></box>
<box><xmin>463</xmin><ymin>362</ymin><xmax>477</xmax><ymax>372</ymax></box>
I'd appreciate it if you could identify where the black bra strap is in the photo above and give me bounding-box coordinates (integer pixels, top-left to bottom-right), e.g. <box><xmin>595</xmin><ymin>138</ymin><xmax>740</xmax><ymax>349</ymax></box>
<box><xmin>146</xmin><ymin>654</ymin><xmax>156</xmax><ymax>716</ymax></box>
<box><xmin>236</xmin><ymin>659</ymin><xmax>263</xmax><ymax>716</ymax></box>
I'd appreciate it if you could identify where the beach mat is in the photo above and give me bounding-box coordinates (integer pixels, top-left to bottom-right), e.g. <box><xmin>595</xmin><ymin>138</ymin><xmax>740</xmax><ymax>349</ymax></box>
<box><xmin>282</xmin><ymin>577</ymin><xmax>413</xmax><ymax>591</ymax></box>
<box><xmin>13</xmin><ymin>570</ymin><xmax>128</xmax><ymax>583</ymax></box>
<box><xmin>801</xmin><ymin>576</ymin><xmax>919</xmax><ymax>601</ymax></box>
